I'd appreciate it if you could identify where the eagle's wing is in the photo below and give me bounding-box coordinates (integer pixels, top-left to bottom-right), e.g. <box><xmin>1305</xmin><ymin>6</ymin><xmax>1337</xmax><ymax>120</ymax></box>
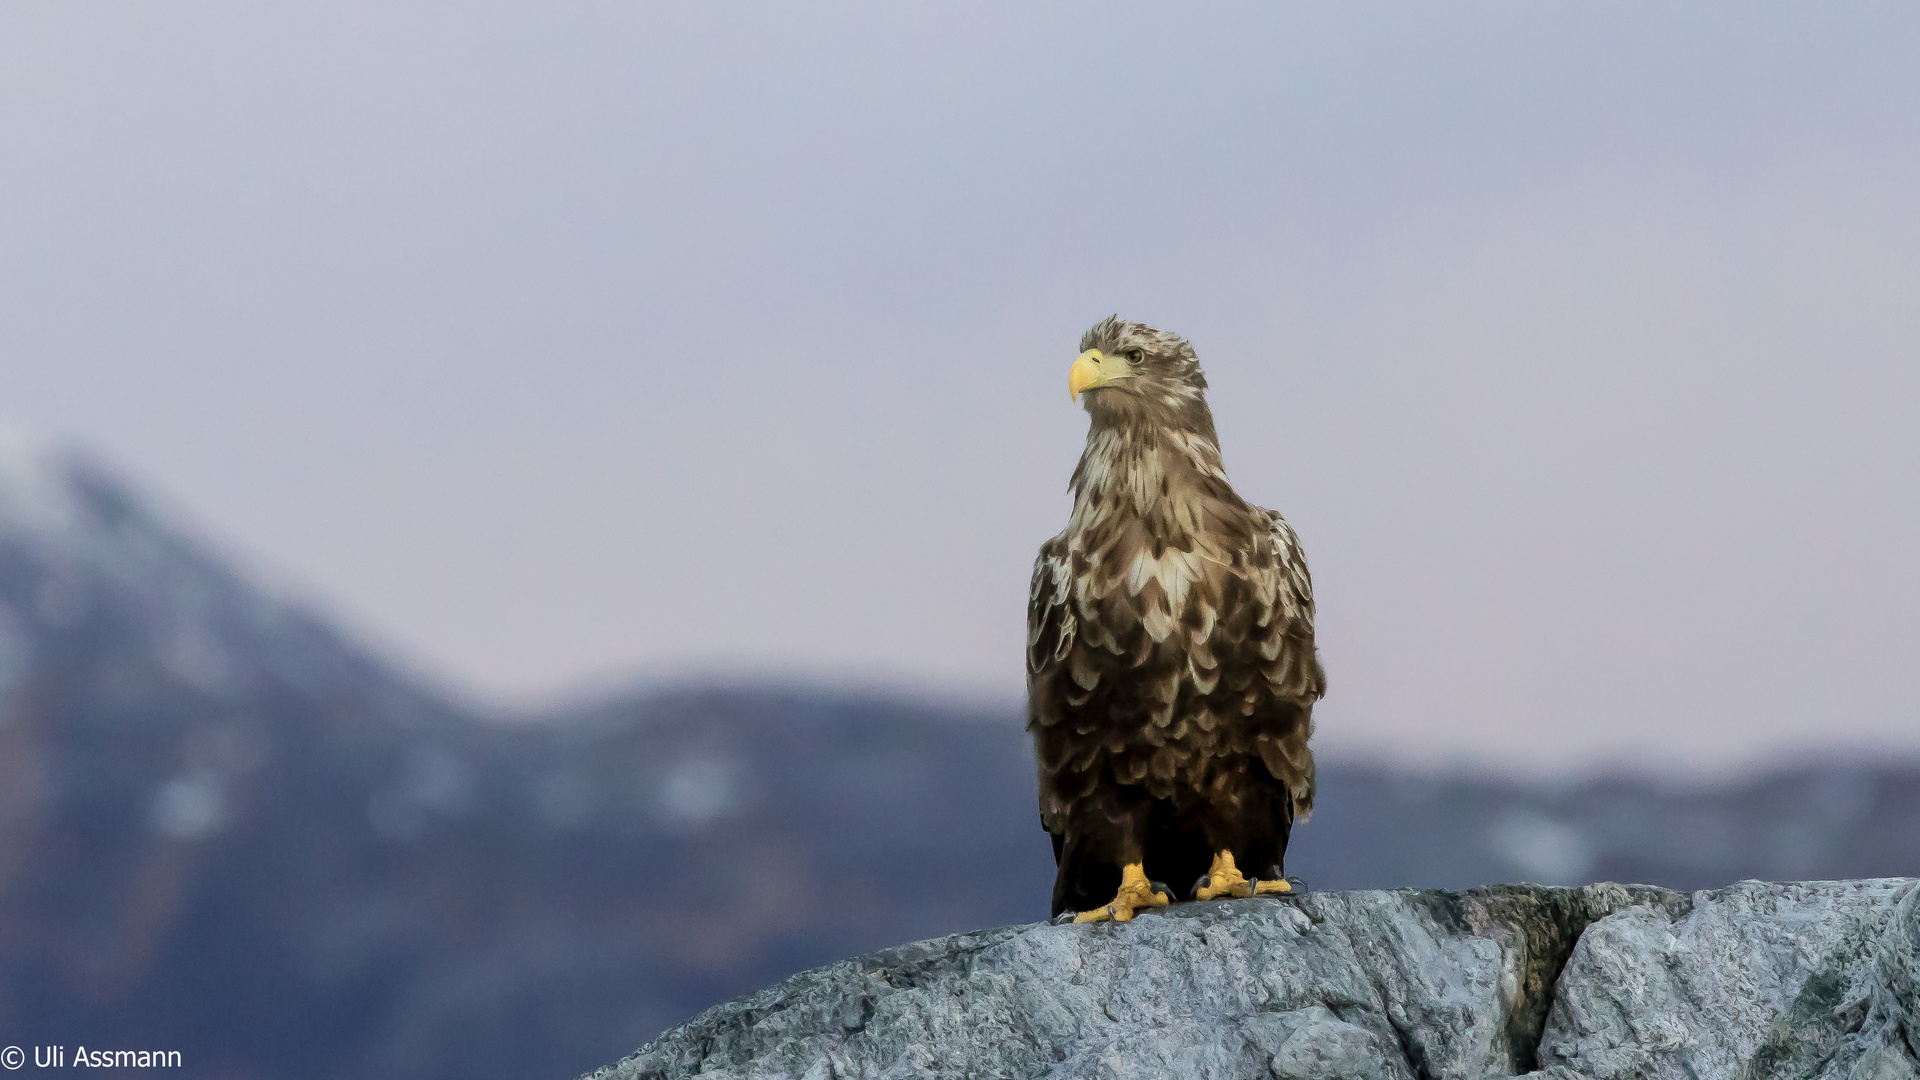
<box><xmin>1025</xmin><ymin>531</ymin><xmax>1084</xmax><ymax>850</ymax></box>
<box><xmin>1025</xmin><ymin>532</ymin><xmax>1075</xmax><ymax>695</ymax></box>
<box><xmin>1254</xmin><ymin>507</ymin><xmax>1319</xmax><ymax>691</ymax></box>
<box><xmin>1241</xmin><ymin>506</ymin><xmax>1325</xmax><ymax>817</ymax></box>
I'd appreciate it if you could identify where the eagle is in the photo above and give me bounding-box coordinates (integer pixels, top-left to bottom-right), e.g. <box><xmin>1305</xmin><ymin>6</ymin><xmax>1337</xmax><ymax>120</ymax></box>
<box><xmin>1027</xmin><ymin>316</ymin><xmax>1325</xmax><ymax>923</ymax></box>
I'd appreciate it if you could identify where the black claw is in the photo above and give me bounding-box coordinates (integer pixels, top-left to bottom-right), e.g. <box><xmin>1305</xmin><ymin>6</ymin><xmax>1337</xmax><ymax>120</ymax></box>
<box><xmin>1286</xmin><ymin>876</ymin><xmax>1310</xmax><ymax>895</ymax></box>
<box><xmin>1191</xmin><ymin>874</ymin><xmax>1212</xmax><ymax>898</ymax></box>
<box><xmin>1052</xmin><ymin>911</ymin><xmax>1078</xmax><ymax>925</ymax></box>
<box><xmin>1150</xmin><ymin>881</ymin><xmax>1173</xmax><ymax>902</ymax></box>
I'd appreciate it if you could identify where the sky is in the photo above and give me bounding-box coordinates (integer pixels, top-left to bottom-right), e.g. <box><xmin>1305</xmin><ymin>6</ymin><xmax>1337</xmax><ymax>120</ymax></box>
<box><xmin>2</xmin><ymin>2</ymin><xmax>1917</xmax><ymax>772</ymax></box>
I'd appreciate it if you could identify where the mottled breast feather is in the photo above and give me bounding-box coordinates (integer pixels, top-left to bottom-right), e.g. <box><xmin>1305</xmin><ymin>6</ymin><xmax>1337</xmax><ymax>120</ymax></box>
<box><xmin>1027</xmin><ymin>492</ymin><xmax>1324</xmax><ymax>826</ymax></box>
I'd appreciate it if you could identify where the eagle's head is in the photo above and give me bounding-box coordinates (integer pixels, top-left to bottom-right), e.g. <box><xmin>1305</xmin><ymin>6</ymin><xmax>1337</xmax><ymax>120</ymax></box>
<box><xmin>1063</xmin><ymin>316</ymin><xmax>1228</xmax><ymax>507</ymax></box>
<box><xmin>1068</xmin><ymin>316</ymin><xmax>1209</xmax><ymax>423</ymax></box>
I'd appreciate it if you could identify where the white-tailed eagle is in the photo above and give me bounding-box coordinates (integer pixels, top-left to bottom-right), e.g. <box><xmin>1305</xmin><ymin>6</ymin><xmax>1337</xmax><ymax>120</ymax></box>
<box><xmin>1027</xmin><ymin>316</ymin><xmax>1324</xmax><ymax>923</ymax></box>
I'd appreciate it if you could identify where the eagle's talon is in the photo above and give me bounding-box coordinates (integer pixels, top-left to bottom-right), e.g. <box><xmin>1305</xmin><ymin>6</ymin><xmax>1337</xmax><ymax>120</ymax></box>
<box><xmin>1193</xmin><ymin>851</ymin><xmax>1281</xmax><ymax>901</ymax></box>
<box><xmin>1072</xmin><ymin>863</ymin><xmax>1170</xmax><ymax>923</ymax></box>
<box><xmin>1052</xmin><ymin>911</ymin><xmax>1079</xmax><ymax>925</ymax></box>
<box><xmin>1073</xmin><ymin>904</ymin><xmax>1121</xmax><ymax>924</ymax></box>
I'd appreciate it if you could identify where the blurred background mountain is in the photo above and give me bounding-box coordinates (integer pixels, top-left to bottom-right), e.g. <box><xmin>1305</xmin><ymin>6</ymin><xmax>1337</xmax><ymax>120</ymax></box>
<box><xmin>2</xmin><ymin>445</ymin><xmax>1913</xmax><ymax>1080</ymax></box>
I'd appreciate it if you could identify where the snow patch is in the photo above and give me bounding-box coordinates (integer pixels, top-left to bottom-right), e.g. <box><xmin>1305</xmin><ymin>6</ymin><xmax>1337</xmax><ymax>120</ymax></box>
<box><xmin>151</xmin><ymin>772</ymin><xmax>228</xmax><ymax>840</ymax></box>
<box><xmin>1490</xmin><ymin>810</ymin><xmax>1594</xmax><ymax>884</ymax></box>
<box><xmin>0</xmin><ymin>427</ymin><xmax>82</xmax><ymax>539</ymax></box>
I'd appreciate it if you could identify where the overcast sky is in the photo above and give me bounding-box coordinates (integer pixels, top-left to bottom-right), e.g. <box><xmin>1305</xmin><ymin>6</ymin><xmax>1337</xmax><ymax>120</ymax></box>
<box><xmin>3</xmin><ymin>3</ymin><xmax>1917</xmax><ymax>772</ymax></box>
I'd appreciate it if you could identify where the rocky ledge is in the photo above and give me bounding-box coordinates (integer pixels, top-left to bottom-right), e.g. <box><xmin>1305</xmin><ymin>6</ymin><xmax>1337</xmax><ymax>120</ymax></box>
<box><xmin>585</xmin><ymin>879</ymin><xmax>1919</xmax><ymax>1080</ymax></box>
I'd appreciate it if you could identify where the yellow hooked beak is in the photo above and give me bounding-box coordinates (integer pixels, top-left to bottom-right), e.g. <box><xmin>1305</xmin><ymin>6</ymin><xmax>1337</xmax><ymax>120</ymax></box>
<box><xmin>1068</xmin><ymin>349</ymin><xmax>1110</xmax><ymax>400</ymax></box>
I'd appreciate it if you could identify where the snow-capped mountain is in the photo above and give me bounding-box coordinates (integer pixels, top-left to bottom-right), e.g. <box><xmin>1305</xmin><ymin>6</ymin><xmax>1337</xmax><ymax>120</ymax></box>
<box><xmin>0</xmin><ymin>436</ymin><xmax>1050</xmax><ymax>1080</ymax></box>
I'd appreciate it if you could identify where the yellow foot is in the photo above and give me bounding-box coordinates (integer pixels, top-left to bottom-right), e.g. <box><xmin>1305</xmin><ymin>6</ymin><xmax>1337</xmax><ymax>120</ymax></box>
<box><xmin>1192</xmin><ymin>851</ymin><xmax>1293</xmax><ymax>901</ymax></box>
<box><xmin>1072</xmin><ymin>862</ymin><xmax>1172</xmax><ymax>923</ymax></box>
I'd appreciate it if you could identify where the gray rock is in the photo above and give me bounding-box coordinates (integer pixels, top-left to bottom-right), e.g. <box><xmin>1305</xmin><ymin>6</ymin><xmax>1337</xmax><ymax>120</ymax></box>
<box><xmin>583</xmin><ymin>880</ymin><xmax>1918</xmax><ymax>1080</ymax></box>
<box><xmin>1538</xmin><ymin>878</ymin><xmax>1920</xmax><ymax>1079</ymax></box>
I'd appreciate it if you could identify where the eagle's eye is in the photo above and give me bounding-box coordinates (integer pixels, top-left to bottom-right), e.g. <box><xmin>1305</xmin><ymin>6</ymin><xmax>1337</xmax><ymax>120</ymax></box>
<box><xmin>1123</xmin><ymin>348</ymin><xmax>1144</xmax><ymax>362</ymax></box>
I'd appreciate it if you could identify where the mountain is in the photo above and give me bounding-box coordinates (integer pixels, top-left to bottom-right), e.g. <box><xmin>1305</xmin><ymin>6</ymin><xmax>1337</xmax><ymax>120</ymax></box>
<box><xmin>0</xmin><ymin>437</ymin><xmax>1914</xmax><ymax>1080</ymax></box>
<box><xmin>0</xmin><ymin>438</ymin><xmax>1050</xmax><ymax>1079</ymax></box>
